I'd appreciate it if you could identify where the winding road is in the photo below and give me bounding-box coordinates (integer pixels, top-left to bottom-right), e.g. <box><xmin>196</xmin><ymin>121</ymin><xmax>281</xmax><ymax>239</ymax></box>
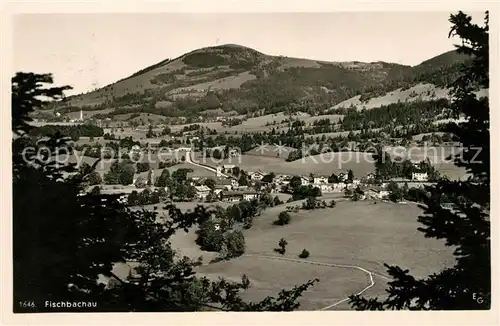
<box><xmin>242</xmin><ymin>254</ymin><xmax>391</xmax><ymax>311</ymax></box>
<box><xmin>184</xmin><ymin>150</ymin><xmax>233</xmax><ymax>178</ymax></box>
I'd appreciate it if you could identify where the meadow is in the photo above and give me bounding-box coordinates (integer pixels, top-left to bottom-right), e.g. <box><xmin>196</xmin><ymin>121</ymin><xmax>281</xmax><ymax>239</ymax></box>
<box><xmin>169</xmin><ymin>200</ymin><xmax>456</xmax><ymax>310</ymax></box>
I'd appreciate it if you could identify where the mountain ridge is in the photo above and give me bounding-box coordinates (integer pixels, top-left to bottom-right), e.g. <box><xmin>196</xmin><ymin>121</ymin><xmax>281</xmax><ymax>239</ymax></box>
<box><xmin>51</xmin><ymin>44</ymin><xmax>470</xmax><ymax>118</ymax></box>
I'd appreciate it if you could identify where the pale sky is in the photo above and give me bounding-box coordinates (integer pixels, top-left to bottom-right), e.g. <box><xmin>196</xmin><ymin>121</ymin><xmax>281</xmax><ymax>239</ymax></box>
<box><xmin>13</xmin><ymin>12</ymin><xmax>483</xmax><ymax>95</ymax></box>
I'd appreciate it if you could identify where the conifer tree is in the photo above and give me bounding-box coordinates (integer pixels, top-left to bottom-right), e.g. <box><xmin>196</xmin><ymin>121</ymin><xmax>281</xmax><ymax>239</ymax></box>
<box><xmin>349</xmin><ymin>11</ymin><xmax>490</xmax><ymax>310</ymax></box>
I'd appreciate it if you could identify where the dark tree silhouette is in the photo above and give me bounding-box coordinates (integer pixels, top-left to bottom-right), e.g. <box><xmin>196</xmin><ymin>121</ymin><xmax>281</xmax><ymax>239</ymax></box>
<box><xmin>349</xmin><ymin>11</ymin><xmax>490</xmax><ymax>310</ymax></box>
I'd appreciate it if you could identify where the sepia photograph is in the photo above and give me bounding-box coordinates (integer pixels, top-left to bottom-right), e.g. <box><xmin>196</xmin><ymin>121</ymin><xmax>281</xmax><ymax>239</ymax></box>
<box><xmin>4</xmin><ymin>2</ymin><xmax>495</xmax><ymax>322</ymax></box>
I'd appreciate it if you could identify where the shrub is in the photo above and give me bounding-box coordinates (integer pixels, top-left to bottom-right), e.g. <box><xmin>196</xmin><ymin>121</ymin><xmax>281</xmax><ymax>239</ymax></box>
<box><xmin>273</xmin><ymin>238</ymin><xmax>288</xmax><ymax>255</ymax></box>
<box><xmin>274</xmin><ymin>211</ymin><xmax>291</xmax><ymax>226</ymax></box>
<box><xmin>87</xmin><ymin>171</ymin><xmax>102</xmax><ymax>186</ymax></box>
<box><xmin>195</xmin><ymin>220</ymin><xmax>225</xmax><ymax>252</ymax></box>
<box><xmin>302</xmin><ymin>196</ymin><xmax>318</xmax><ymax>210</ymax></box>
<box><xmin>225</xmin><ymin>230</ymin><xmax>245</xmax><ymax>258</ymax></box>
<box><xmin>136</xmin><ymin>162</ymin><xmax>150</xmax><ymax>173</ymax></box>
<box><xmin>298</xmin><ymin>249</ymin><xmax>310</xmax><ymax>259</ymax></box>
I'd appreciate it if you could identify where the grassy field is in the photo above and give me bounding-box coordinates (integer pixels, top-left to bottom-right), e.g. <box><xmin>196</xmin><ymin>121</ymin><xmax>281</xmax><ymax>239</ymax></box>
<box><xmin>283</xmin><ymin>152</ymin><xmax>377</xmax><ymax>177</ymax></box>
<box><xmin>195</xmin><ymin>151</ymin><xmax>376</xmax><ymax>177</ymax></box>
<box><xmin>185</xmin><ymin>200</ymin><xmax>456</xmax><ymax>310</ymax></box>
<box><xmin>192</xmin><ymin>152</ymin><xmax>289</xmax><ymax>173</ymax></box>
<box><xmin>331</xmin><ymin>83</ymin><xmax>451</xmax><ymax>111</ymax></box>
<box><xmin>136</xmin><ymin>162</ymin><xmax>217</xmax><ymax>179</ymax></box>
<box><xmin>383</xmin><ymin>146</ymin><xmax>468</xmax><ymax>180</ymax></box>
<box><xmin>244</xmin><ymin>144</ymin><xmax>295</xmax><ymax>159</ymax></box>
<box><xmin>109</xmin><ymin>196</ymin><xmax>455</xmax><ymax>310</ymax></box>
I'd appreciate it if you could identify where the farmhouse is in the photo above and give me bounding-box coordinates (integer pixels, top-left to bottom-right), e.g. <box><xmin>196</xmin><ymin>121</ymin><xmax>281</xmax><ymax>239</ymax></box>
<box><xmin>364</xmin><ymin>188</ymin><xmax>379</xmax><ymax>199</ymax></box>
<box><xmin>363</xmin><ymin>187</ymin><xmax>390</xmax><ymax>200</ymax></box>
<box><xmin>117</xmin><ymin>194</ymin><xmax>128</xmax><ymax>204</ymax></box>
<box><xmin>332</xmin><ymin>182</ymin><xmax>346</xmax><ymax>192</ymax></box>
<box><xmin>228</xmin><ymin>148</ymin><xmax>240</xmax><ymax>157</ymax></box>
<box><xmin>379</xmin><ymin>190</ymin><xmax>390</xmax><ymax>199</ymax></box>
<box><xmin>338</xmin><ymin>172</ymin><xmax>348</xmax><ymax>182</ymax></box>
<box><xmin>366</xmin><ymin>173</ymin><xmax>376</xmax><ymax>181</ymax></box>
<box><xmin>220</xmin><ymin>190</ymin><xmax>259</xmax><ymax>202</ymax></box>
<box><xmin>175</xmin><ymin>146</ymin><xmax>191</xmax><ymax>152</ymax></box>
<box><xmin>215</xmin><ymin>178</ymin><xmax>234</xmax><ymax>190</ymax></box>
<box><xmin>274</xmin><ymin>174</ymin><xmax>290</xmax><ymax>183</ymax></box>
<box><xmin>300</xmin><ymin>176</ymin><xmax>311</xmax><ymax>186</ymax></box>
<box><xmin>313</xmin><ymin>176</ymin><xmax>329</xmax><ymax>185</ymax></box>
<box><xmin>249</xmin><ymin>171</ymin><xmax>266</xmax><ymax>181</ymax></box>
<box><xmin>129</xmin><ymin>145</ymin><xmax>141</xmax><ymax>156</ymax></box>
<box><xmin>412</xmin><ymin>172</ymin><xmax>429</xmax><ymax>181</ymax></box>
<box><xmin>319</xmin><ymin>184</ymin><xmax>335</xmax><ymax>193</ymax></box>
<box><xmin>194</xmin><ymin>185</ymin><xmax>211</xmax><ymax>200</ymax></box>
<box><xmin>222</xmin><ymin>164</ymin><xmax>235</xmax><ymax>172</ymax></box>
<box><xmin>216</xmin><ymin>164</ymin><xmax>236</xmax><ymax>176</ymax></box>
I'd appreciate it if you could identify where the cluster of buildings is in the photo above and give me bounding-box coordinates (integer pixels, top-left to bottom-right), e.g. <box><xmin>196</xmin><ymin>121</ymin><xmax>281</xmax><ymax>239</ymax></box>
<box><xmin>190</xmin><ymin>176</ymin><xmax>258</xmax><ymax>202</ymax></box>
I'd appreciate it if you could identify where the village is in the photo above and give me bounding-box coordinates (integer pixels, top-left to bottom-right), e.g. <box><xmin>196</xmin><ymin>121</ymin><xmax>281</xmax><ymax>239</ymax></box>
<box><xmin>93</xmin><ymin>149</ymin><xmax>433</xmax><ymax>207</ymax></box>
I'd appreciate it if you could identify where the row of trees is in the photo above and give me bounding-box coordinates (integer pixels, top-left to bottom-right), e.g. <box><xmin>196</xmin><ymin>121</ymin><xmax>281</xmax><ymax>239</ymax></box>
<box><xmin>30</xmin><ymin>124</ymin><xmax>104</xmax><ymax>141</ymax></box>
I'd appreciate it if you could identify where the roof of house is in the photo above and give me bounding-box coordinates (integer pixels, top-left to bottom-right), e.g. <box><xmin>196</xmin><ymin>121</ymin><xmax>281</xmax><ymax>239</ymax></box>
<box><xmin>194</xmin><ymin>185</ymin><xmax>211</xmax><ymax>192</ymax></box>
<box><xmin>222</xmin><ymin>190</ymin><xmax>258</xmax><ymax>196</ymax></box>
<box><xmin>249</xmin><ymin>170</ymin><xmax>266</xmax><ymax>176</ymax></box>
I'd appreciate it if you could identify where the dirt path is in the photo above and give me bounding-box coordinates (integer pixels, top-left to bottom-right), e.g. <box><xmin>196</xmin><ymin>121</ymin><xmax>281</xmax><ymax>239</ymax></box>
<box><xmin>242</xmin><ymin>253</ymin><xmax>391</xmax><ymax>311</ymax></box>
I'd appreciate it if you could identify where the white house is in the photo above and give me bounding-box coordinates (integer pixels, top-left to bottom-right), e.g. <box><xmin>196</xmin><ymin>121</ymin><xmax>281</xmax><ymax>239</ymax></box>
<box><xmin>220</xmin><ymin>190</ymin><xmax>258</xmax><ymax>202</ymax></box>
<box><xmin>222</xmin><ymin>164</ymin><xmax>235</xmax><ymax>172</ymax></box>
<box><xmin>319</xmin><ymin>184</ymin><xmax>335</xmax><ymax>193</ymax></box>
<box><xmin>352</xmin><ymin>179</ymin><xmax>361</xmax><ymax>186</ymax></box>
<box><xmin>176</xmin><ymin>146</ymin><xmax>191</xmax><ymax>152</ymax></box>
<box><xmin>412</xmin><ymin>172</ymin><xmax>429</xmax><ymax>181</ymax></box>
<box><xmin>228</xmin><ymin>149</ymin><xmax>240</xmax><ymax>157</ymax></box>
<box><xmin>129</xmin><ymin>145</ymin><xmax>142</xmax><ymax>157</ymax></box>
<box><xmin>274</xmin><ymin>174</ymin><xmax>290</xmax><ymax>183</ymax></box>
<box><xmin>216</xmin><ymin>164</ymin><xmax>236</xmax><ymax>177</ymax></box>
<box><xmin>366</xmin><ymin>173</ymin><xmax>376</xmax><ymax>181</ymax></box>
<box><xmin>249</xmin><ymin>171</ymin><xmax>266</xmax><ymax>181</ymax></box>
<box><xmin>194</xmin><ymin>185</ymin><xmax>211</xmax><ymax>200</ymax></box>
<box><xmin>338</xmin><ymin>172</ymin><xmax>348</xmax><ymax>182</ymax></box>
<box><xmin>332</xmin><ymin>182</ymin><xmax>346</xmax><ymax>192</ymax></box>
<box><xmin>243</xmin><ymin>191</ymin><xmax>259</xmax><ymax>201</ymax></box>
<box><xmin>300</xmin><ymin>176</ymin><xmax>311</xmax><ymax>186</ymax></box>
<box><xmin>313</xmin><ymin>176</ymin><xmax>329</xmax><ymax>185</ymax></box>
<box><xmin>378</xmin><ymin>190</ymin><xmax>390</xmax><ymax>199</ymax></box>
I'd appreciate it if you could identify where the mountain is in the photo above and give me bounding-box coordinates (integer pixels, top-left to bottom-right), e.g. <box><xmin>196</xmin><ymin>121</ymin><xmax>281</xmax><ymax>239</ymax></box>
<box><xmin>50</xmin><ymin>44</ymin><xmax>470</xmax><ymax>118</ymax></box>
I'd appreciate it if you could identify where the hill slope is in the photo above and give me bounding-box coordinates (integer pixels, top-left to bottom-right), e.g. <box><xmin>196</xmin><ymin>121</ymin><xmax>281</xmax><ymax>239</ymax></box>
<box><xmin>50</xmin><ymin>45</ymin><xmax>471</xmax><ymax>118</ymax></box>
